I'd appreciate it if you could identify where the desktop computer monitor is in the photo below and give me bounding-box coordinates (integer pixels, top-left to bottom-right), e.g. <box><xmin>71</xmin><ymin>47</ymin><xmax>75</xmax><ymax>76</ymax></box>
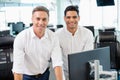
<box><xmin>68</xmin><ymin>47</ymin><xmax>110</xmax><ymax>80</ymax></box>
<box><xmin>96</xmin><ymin>0</ymin><xmax>115</xmax><ymax>6</ymax></box>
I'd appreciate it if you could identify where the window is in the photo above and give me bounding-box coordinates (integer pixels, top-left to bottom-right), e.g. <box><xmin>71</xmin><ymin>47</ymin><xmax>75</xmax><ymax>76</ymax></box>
<box><xmin>79</xmin><ymin>0</ymin><xmax>118</xmax><ymax>30</ymax></box>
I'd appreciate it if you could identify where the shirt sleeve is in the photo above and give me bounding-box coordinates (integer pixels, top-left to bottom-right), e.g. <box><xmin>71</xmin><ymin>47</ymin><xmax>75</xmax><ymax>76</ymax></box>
<box><xmin>12</xmin><ymin>33</ymin><xmax>25</xmax><ymax>74</ymax></box>
<box><xmin>51</xmin><ymin>35</ymin><xmax>63</xmax><ymax>68</ymax></box>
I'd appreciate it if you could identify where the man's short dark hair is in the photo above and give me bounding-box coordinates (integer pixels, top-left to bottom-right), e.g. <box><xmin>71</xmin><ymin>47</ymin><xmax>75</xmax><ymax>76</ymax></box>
<box><xmin>64</xmin><ymin>5</ymin><xmax>79</xmax><ymax>16</ymax></box>
<box><xmin>32</xmin><ymin>6</ymin><xmax>49</xmax><ymax>17</ymax></box>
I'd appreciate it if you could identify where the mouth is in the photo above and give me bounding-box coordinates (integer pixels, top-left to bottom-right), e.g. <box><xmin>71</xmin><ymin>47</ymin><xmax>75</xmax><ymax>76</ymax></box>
<box><xmin>37</xmin><ymin>26</ymin><xmax>45</xmax><ymax>30</ymax></box>
<box><xmin>68</xmin><ymin>23</ymin><xmax>75</xmax><ymax>26</ymax></box>
<box><xmin>39</xmin><ymin>25</ymin><xmax>45</xmax><ymax>28</ymax></box>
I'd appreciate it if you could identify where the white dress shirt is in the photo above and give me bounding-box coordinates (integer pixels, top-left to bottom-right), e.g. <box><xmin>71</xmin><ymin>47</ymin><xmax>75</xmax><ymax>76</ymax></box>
<box><xmin>55</xmin><ymin>26</ymin><xmax>94</xmax><ymax>74</ymax></box>
<box><xmin>12</xmin><ymin>27</ymin><xmax>63</xmax><ymax>75</ymax></box>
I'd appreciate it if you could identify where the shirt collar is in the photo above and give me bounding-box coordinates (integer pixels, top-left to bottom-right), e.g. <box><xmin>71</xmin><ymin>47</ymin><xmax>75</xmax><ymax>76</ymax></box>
<box><xmin>64</xmin><ymin>26</ymin><xmax>79</xmax><ymax>36</ymax></box>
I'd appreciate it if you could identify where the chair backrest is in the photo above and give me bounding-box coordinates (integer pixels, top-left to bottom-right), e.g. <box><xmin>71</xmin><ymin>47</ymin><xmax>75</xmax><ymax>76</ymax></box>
<box><xmin>97</xmin><ymin>31</ymin><xmax>120</xmax><ymax>69</ymax></box>
<box><xmin>0</xmin><ymin>30</ymin><xmax>10</xmax><ymax>37</ymax></box>
<box><xmin>12</xmin><ymin>22</ymin><xmax>25</xmax><ymax>35</ymax></box>
<box><xmin>47</xmin><ymin>24</ymin><xmax>54</xmax><ymax>28</ymax></box>
<box><xmin>0</xmin><ymin>36</ymin><xmax>14</xmax><ymax>49</ymax></box>
<box><xmin>84</xmin><ymin>26</ymin><xmax>94</xmax><ymax>36</ymax></box>
<box><xmin>99</xmin><ymin>31</ymin><xmax>116</xmax><ymax>42</ymax></box>
<box><xmin>56</xmin><ymin>24</ymin><xmax>63</xmax><ymax>29</ymax></box>
<box><xmin>105</xmin><ymin>28</ymin><xmax>115</xmax><ymax>32</ymax></box>
<box><xmin>7</xmin><ymin>22</ymin><xmax>15</xmax><ymax>27</ymax></box>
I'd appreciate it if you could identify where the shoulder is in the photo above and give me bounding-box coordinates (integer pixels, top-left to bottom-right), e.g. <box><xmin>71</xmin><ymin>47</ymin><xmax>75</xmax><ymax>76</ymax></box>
<box><xmin>79</xmin><ymin>26</ymin><xmax>93</xmax><ymax>35</ymax></box>
<box><xmin>16</xmin><ymin>27</ymin><xmax>31</xmax><ymax>36</ymax></box>
<box><xmin>46</xmin><ymin>28</ymin><xmax>55</xmax><ymax>36</ymax></box>
<box><xmin>14</xmin><ymin>27</ymin><xmax>31</xmax><ymax>41</ymax></box>
<box><xmin>46</xmin><ymin>28</ymin><xmax>56</xmax><ymax>39</ymax></box>
<box><xmin>55</xmin><ymin>28</ymin><xmax>64</xmax><ymax>35</ymax></box>
<box><xmin>46</xmin><ymin>28</ymin><xmax>60</xmax><ymax>42</ymax></box>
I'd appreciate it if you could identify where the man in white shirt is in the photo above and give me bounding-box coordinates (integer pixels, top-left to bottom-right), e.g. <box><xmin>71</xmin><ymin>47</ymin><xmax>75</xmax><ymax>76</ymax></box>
<box><xmin>55</xmin><ymin>5</ymin><xmax>94</xmax><ymax>80</ymax></box>
<box><xmin>12</xmin><ymin>6</ymin><xmax>64</xmax><ymax>80</ymax></box>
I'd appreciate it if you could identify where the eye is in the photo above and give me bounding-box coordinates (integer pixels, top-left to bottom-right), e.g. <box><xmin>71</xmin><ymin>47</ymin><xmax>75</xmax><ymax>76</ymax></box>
<box><xmin>43</xmin><ymin>18</ymin><xmax>47</xmax><ymax>21</ymax></box>
<box><xmin>66</xmin><ymin>16</ymin><xmax>70</xmax><ymax>19</ymax></box>
<box><xmin>36</xmin><ymin>18</ymin><xmax>40</xmax><ymax>20</ymax></box>
<box><xmin>73</xmin><ymin>16</ymin><xmax>77</xmax><ymax>19</ymax></box>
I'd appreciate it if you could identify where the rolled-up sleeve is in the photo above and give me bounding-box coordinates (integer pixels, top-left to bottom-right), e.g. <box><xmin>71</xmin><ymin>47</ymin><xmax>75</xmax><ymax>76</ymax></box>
<box><xmin>51</xmin><ymin>36</ymin><xmax>63</xmax><ymax>68</ymax></box>
<box><xmin>12</xmin><ymin>33</ymin><xmax>25</xmax><ymax>74</ymax></box>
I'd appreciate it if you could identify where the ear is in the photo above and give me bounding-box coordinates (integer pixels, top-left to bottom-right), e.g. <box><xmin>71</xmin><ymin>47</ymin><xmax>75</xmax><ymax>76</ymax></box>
<box><xmin>78</xmin><ymin>16</ymin><xmax>80</xmax><ymax>21</ymax></box>
<box><xmin>64</xmin><ymin>16</ymin><xmax>66</xmax><ymax>21</ymax></box>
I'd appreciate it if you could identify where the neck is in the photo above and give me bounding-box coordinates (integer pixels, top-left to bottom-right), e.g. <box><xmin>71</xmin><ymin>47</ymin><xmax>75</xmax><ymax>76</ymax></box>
<box><xmin>37</xmin><ymin>32</ymin><xmax>44</xmax><ymax>39</ymax></box>
<box><xmin>34</xmin><ymin>29</ymin><xmax>45</xmax><ymax>39</ymax></box>
<box><xmin>67</xmin><ymin>27</ymin><xmax>77</xmax><ymax>36</ymax></box>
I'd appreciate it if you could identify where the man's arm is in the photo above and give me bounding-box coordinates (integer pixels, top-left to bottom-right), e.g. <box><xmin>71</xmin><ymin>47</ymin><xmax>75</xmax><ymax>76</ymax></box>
<box><xmin>54</xmin><ymin>66</ymin><xmax>64</xmax><ymax>80</ymax></box>
<box><xmin>14</xmin><ymin>73</ymin><xmax>23</xmax><ymax>80</ymax></box>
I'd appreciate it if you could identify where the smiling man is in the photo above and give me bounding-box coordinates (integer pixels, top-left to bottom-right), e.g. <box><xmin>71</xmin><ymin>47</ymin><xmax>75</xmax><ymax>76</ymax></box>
<box><xmin>55</xmin><ymin>5</ymin><xmax>94</xmax><ymax>80</ymax></box>
<box><xmin>12</xmin><ymin>6</ymin><xmax>64</xmax><ymax>80</ymax></box>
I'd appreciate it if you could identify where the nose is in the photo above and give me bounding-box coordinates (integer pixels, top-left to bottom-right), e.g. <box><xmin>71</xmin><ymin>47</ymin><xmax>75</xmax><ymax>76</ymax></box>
<box><xmin>38</xmin><ymin>20</ymin><xmax>44</xmax><ymax>25</ymax></box>
<box><xmin>39</xmin><ymin>20</ymin><xmax>43</xmax><ymax>23</ymax></box>
<box><xmin>69</xmin><ymin>17</ymin><xmax>74</xmax><ymax>22</ymax></box>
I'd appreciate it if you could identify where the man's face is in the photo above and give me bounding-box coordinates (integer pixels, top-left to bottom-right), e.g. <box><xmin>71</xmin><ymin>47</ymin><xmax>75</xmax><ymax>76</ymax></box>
<box><xmin>64</xmin><ymin>11</ymin><xmax>80</xmax><ymax>29</ymax></box>
<box><xmin>32</xmin><ymin>11</ymin><xmax>49</xmax><ymax>34</ymax></box>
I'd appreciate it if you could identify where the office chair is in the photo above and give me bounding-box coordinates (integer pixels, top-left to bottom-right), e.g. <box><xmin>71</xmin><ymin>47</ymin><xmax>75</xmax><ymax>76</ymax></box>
<box><xmin>98</xmin><ymin>31</ymin><xmax>116</xmax><ymax>68</ymax></box>
<box><xmin>56</xmin><ymin>24</ymin><xmax>63</xmax><ymax>29</ymax></box>
<box><xmin>0</xmin><ymin>30</ymin><xmax>10</xmax><ymax>37</ymax></box>
<box><xmin>47</xmin><ymin>24</ymin><xmax>54</xmax><ymax>28</ymax></box>
<box><xmin>15</xmin><ymin>22</ymin><xmax>25</xmax><ymax>33</ymax></box>
<box><xmin>11</xmin><ymin>22</ymin><xmax>25</xmax><ymax>35</ymax></box>
<box><xmin>47</xmin><ymin>24</ymin><xmax>56</xmax><ymax>32</ymax></box>
<box><xmin>104</xmin><ymin>28</ymin><xmax>115</xmax><ymax>32</ymax></box>
<box><xmin>97</xmin><ymin>31</ymin><xmax>120</xmax><ymax>69</ymax></box>
<box><xmin>7</xmin><ymin>22</ymin><xmax>14</xmax><ymax>28</ymax></box>
<box><xmin>30</xmin><ymin>23</ymin><xmax>33</xmax><ymax>26</ymax></box>
<box><xmin>0</xmin><ymin>36</ymin><xmax>14</xmax><ymax>80</ymax></box>
<box><xmin>96</xmin><ymin>31</ymin><xmax>120</xmax><ymax>79</ymax></box>
<box><xmin>48</xmin><ymin>27</ymin><xmax>55</xmax><ymax>32</ymax></box>
<box><xmin>84</xmin><ymin>26</ymin><xmax>95</xmax><ymax>36</ymax></box>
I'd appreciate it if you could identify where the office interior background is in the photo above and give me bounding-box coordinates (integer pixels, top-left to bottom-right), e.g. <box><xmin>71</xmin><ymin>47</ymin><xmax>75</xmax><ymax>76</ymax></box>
<box><xmin>0</xmin><ymin>0</ymin><xmax>120</xmax><ymax>31</ymax></box>
<box><xmin>0</xmin><ymin>0</ymin><xmax>120</xmax><ymax>80</ymax></box>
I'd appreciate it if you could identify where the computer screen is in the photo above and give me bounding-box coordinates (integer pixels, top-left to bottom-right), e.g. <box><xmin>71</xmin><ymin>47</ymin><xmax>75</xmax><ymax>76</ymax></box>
<box><xmin>96</xmin><ymin>0</ymin><xmax>115</xmax><ymax>6</ymax></box>
<box><xmin>68</xmin><ymin>47</ymin><xmax>110</xmax><ymax>80</ymax></box>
